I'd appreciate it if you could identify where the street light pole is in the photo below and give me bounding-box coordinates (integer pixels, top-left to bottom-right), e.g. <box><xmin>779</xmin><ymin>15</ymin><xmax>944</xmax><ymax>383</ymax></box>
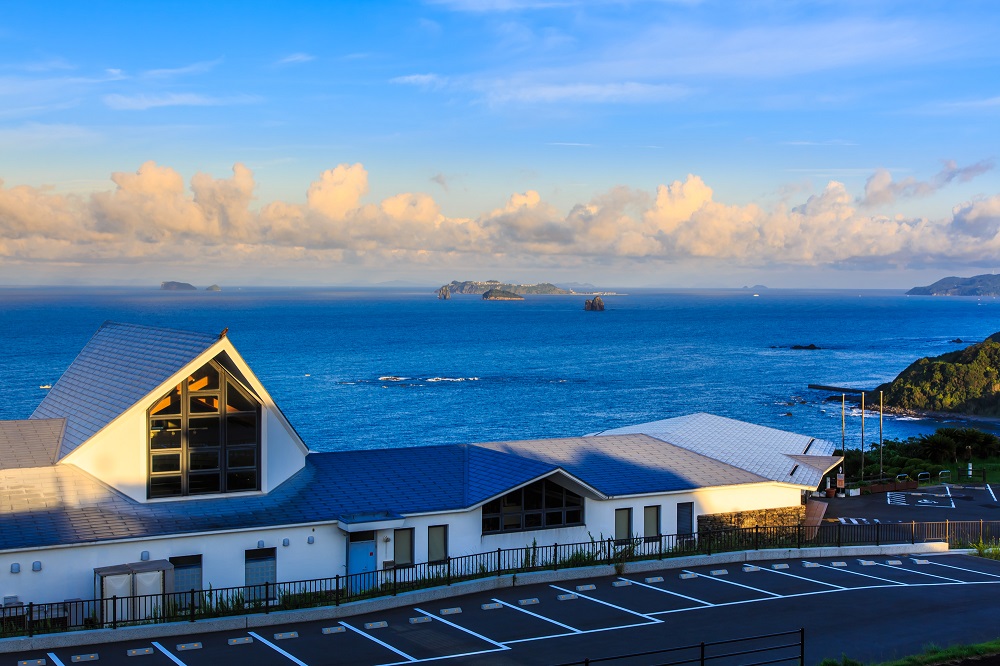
<box><xmin>860</xmin><ymin>392</ymin><xmax>865</xmax><ymax>485</ymax></box>
<box><xmin>879</xmin><ymin>390</ymin><xmax>884</xmax><ymax>481</ymax></box>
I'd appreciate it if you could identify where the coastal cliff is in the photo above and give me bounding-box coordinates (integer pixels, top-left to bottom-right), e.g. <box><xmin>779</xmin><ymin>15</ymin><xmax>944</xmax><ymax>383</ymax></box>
<box><xmin>908</xmin><ymin>274</ymin><xmax>1000</xmax><ymax>296</ymax></box>
<box><xmin>875</xmin><ymin>332</ymin><xmax>1000</xmax><ymax>416</ymax></box>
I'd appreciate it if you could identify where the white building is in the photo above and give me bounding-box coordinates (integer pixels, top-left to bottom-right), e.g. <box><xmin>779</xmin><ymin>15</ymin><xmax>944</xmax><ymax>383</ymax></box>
<box><xmin>0</xmin><ymin>322</ymin><xmax>841</xmax><ymax>606</ymax></box>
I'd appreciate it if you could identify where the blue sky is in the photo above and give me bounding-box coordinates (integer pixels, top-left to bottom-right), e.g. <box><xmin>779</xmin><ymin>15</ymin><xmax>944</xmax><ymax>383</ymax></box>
<box><xmin>1</xmin><ymin>0</ymin><xmax>999</xmax><ymax>287</ymax></box>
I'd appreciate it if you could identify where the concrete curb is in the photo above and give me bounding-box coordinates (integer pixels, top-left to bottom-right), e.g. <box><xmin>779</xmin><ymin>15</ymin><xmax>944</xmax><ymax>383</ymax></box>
<box><xmin>0</xmin><ymin>542</ymin><xmax>953</xmax><ymax>653</ymax></box>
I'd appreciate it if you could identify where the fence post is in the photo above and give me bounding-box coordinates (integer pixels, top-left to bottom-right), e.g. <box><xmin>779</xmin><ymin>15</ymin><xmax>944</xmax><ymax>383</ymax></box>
<box><xmin>800</xmin><ymin>627</ymin><xmax>805</xmax><ymax>666</ymax></box>
<box><xmin>335</xmin><ymin>574</ymin><xmax>340</xmax><ymax>606</ymax></box>
<box><xmin>946</xmin><ymin>519</ymin><xmax>950</xmax><ymax>545</ymax></box>
<box><xmin>190</xmin><ymin>589</ymin><xmax>195</xmax><ymax>623</ymax></box>
<box><xmin>447</xmin><ymin>557</ymin><xmax>452</xmax><ymax>586</ymax></box>
<box><xmin>981</xmin><ymin>519</ymin><xmax>985</xmax><ymax>543</ymax></box>
<box><xmin>876</xmin><ymin>522</ymin><xmax>881</xmax><ymax>547</ymax></box>
<box><xmin>497</xmin><ymin>548</ymin><xmax>502</xmax><ymax>577</ymax></box>
<box><xmin>27</xmin><ymin>602</ymin><xmax>33</xmax><ymax>638</ymax></box>
<box><xmin>112</xmin><ymin>595</ymin><xmax>118</xmax><ymax>630</ymax></box>
<box><xmin>607</xmin><ymin>538</ymin><xmax>613</xmax><ymax>565</ymax></box>
<box><xmin>912</xmin><ymin>521</ymin><xmax>916</xmax><ymax>545</ymax></box>
<box><xmin>700</xmin><ymin>641</ymin><xmax>706</xmax><ymax>666</ymax></box>
<box><xmin>554</xmin><ymin>543</ymin><xmax>559</xmax><ymax>571</ymax></box>
<box><xmin>265</xmin><ymin>582</ymin><xmax>270</xmax><ymax>613</ymax></box>
<box><xmin>796</xmin><ymin>524</ymin><xmax>802</xmax><ymax>550</ymax></box>
<box><xmin>393</xmin><ymin>565</ymin><xmax>398</xmax><ymax>596</ymax></box>
<box><xmin>837</xmin><ymin>522</ymin><xmax>841</xmax><ymax>548</ymax></box>
<box><xmin>754</xmin><ymin>525</ymin><xmax>759</xmax><ymax>550</ymax></box>
<box><xmin>658</xmin><ymin>535</ymin><xmax>664</xmax><ymax>560</ymax></box>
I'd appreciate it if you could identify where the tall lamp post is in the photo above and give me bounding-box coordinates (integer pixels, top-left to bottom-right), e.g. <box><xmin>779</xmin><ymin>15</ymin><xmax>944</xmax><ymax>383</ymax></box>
<box><xmin>860</xmin><ymin>392</ymin><xmax>865</xmax><ymax>485</ymax></box>
<box><xmin>879</xmin><ymin>391</ymin><xmax>884</xmax><ymax>481</ymax></box>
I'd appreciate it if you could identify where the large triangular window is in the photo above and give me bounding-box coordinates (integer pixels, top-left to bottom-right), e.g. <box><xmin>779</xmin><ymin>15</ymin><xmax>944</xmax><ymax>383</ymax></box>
<box><xmin>147</xmin><ymin>358</ymin><xmax>261</xmax><ymax>498</ymax></box>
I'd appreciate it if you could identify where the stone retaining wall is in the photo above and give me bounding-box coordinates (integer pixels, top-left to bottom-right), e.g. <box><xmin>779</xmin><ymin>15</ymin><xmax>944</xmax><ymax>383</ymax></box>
<box><xmin>699</xmin><ymin>505</ymin><xmax>807</xmax><ymax>532</ymax></box>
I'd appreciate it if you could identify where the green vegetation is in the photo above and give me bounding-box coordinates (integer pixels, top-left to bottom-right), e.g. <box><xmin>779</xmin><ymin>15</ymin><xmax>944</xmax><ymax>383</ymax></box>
<box><xmin>820</xmin><ymin>636</ymin><xmax>1000</xmax><ymax>666</ymax></box>
<box><xmin>837</xmin><ymin>426</ymin><xmax>1000</xmax><ymax>481</ymax></box>
<box><xmin>482</xmin><ymin>288</ymin><xmax>524</xmax><ymax>301</ymax></box>
<box><xmin>874</xmin><ymin>333</ymin><xmax>1000</xmax><ymax>416</ymax></box>
<box><xmin>908</xmin><ymin>273</ymin><xmax>1000</xmax><ymax>296</ymax></box>
<box><xmin>442</xmin><ymin>280</ymin><xmax>571</xmax><ymax>295</ymax></box>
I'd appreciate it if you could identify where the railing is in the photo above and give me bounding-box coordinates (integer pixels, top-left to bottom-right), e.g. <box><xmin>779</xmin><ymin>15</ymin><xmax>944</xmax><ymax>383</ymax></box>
<box><xmin>3</xmin><ymin>521</ymin><xmax>997</xmax><ymax>639</ymax></box>
<box><xmin>552</xmin><ymin>628</ymin><xmax>805</xmax><ymax>666</ymax></box>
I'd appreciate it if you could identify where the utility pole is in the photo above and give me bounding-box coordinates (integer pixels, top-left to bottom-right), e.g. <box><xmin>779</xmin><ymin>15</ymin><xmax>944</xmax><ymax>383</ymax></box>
<box><xmin>860</xmin><ymin>392</ymin><xmax>865</xmax><ymax>485</ymax></box>
<box><xmin>879</xmin><ymin>391</ymin><xmax>884</xmax><ymax>481</ymax></box>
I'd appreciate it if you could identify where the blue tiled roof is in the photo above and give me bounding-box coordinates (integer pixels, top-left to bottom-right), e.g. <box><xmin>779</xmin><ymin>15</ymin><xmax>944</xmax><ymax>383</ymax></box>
<box><xmin>30</xmin><ymin>322</ymin><xmax>219</xmax><ymax>459</ymax></box>
<box><xmin>0</xmin><ymin>444</ymin><xmax>560</xmax><ymax>551</ymax></box>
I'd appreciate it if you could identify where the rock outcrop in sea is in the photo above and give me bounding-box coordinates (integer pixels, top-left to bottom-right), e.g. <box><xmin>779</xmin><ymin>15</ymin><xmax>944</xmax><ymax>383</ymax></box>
<box><xmin>585</xmin><ymin>296</ymin><xmax>605</xmax><ymax>311</ymax></box>
<box><xmin>482</xmin><ymin>288</ymin><xmax>524</xmax><ymax>301</ymax></box>
<box><xmin>437</xmin><ymin>285</ymin><xmax>450</xmax><ymax>300</ymax></box>
<box><xmin>160</xmin><ymin>281</ymin><xmax>196</xmax><ymax>291</ymax></box>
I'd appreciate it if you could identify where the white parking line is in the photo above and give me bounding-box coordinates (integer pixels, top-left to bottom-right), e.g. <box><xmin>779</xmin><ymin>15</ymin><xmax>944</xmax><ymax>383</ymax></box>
<box><xmin>987</xmin><ymin>484</ymin><xmax>997</xmax><ymax>502</ymax></box>
<box><xmin>491</xmin><ymin>597</ymin><xmax>581</xmax><ymax>633</ymax></box>
<box><xmin>874</xmin><ymin>563</ymin><xmax>962</xmax><ymax>583</ymax></box>
<box><xmin>152</xmin><ymin>642</ymin><xmax>188</xmax><ymax>666</ymax></box>
<box><xmin>412</xmin><ymin>607</ymin><xmax>510</xmax><ymax>650</ymax></box>
<box><xmin>815</xmin><ymin>563</ymin><xmax>906</xmax><ymax>585</ymax></box>
<box><xmin>761</xmin><ymin>565</ymin><xmax>845</xmax><ymax>589</ymax></box>
<box><xmin>46</xmin><ymin>654</ymin><xmax>67</xmax><ymax>666</ymax></box>
<box><xmin>945</xmin><ymin>485</ymin><xmax>957</xmax><ymax>508</ymax></box>
<box><xmin>621</xmin><ymin>577</ymin><xmax>715</xmax><ymax>606</ymax></box>
<box><xmin>682</xmin><ymin>569</ymin><xmax>781</xmax><ymax>597</ymax></box>
<box><xmin>549</xmin><ymin>584</ymin><xmax>662</xmax><ymax>623</ymax></box>
<box><xmin>248</xmin><ymin>631</ymin><xmax>309</xmax><ymax>666</ymax></box>
<box><xmin>928</xmin><ymin>560</ymin><xmax>1000</xmax><ymax>579</ymax></box>
<box><xmin>378</xmin><ymin>646</ymin><xmax>512</xmax><ymax>666</ymax></box>
<box><xmin>340</xmin><ymin>621</ymin><xmax>417</xmax><ymax>662</ymax></box>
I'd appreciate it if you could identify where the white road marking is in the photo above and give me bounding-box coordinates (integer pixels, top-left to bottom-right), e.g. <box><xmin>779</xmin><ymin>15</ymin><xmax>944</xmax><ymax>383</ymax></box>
<box><xmin>945</xmin><ymin>485</ymin><xmax>957</xmax><ymax>508</ymax></box>
<box><xmin>248</xmin><ymin>632</ymin><xmax>309</xmax><ymax>666</ymax></box>
<box><xmin>987</xmin><ymin>483</ymin><xmax>997</xmax><ymax>502</ymax></box>
<box><xmin>502</xmin><ymin>620</ymin><xmax>659</xmax><ymax>645</ymax></box>
<box><xmin>412</xmin><ymin>607</ymin><xmax>509</xmax><ymax>650</ymax></box>
<box><xmin>682</xmin><ymin>569</ymin><xmax>781</xmax><ymax>597</ymax></box>
<box><xmin>621</xmin><ymin>576</ymin><xmax>714</xmax><ymax>606</ymax></box>
<box><xmin>928</xmin><ymin>560</ymin><xmax>1000</xmax><ymax>579</ymax></box>
<box><xmin>151</xmin><ymin>642</ymin><xmax>188</xmax><ymax>666</ymax></box>
<box><xmin>377</xmin><ymin>646</ymin><xmax>510</xmax><ymax>665</ymax></box>
<box><xmin>816</xmin><ymin>563</ymin><xmax>906</xmax><ymax>585</ymax></box>
<box><xmin>550</xmin><ymin>584</ymin><xmax>662</xmax><ymax>622</ymax></box>
<box><xmin>761</xmin><ymin>564</ymin><xmax>846</xmax><ymax>589</ymax></box>
<box><xmin>491</xmin><ymin>597</ymin><xmax>581</xmax><ymax>633</ymax></box>
<box><xmin>339</xmin><ymin>621</ymin><xmax>416</xmax><ymax>662</ymax></box>
<box><xmin>874</xmin><ymin>563</ymin><xmax>962</xmax><ymax>582</ymax></box>
<box><xmin>46</xmin><ymin>655</ymin><xmax>67</xmax><ymax>666</ymax></box>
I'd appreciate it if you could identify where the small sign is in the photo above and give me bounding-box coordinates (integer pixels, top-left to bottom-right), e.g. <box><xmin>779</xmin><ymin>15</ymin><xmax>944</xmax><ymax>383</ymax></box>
<box><xmin>836</xmin><ymin>474</ymin><xmax>845</xmax><ymax>489</ymax></box>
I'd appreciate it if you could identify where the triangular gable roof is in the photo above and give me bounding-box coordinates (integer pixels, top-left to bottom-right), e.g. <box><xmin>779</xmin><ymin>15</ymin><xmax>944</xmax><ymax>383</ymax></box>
<box><xmin>30</xmin><ymin>321</ymin><xmax>219</xmax><ymax>459</ymax></box>
<box><xmin>593</xmin><ymin>413</ymin><xmax>841</xmax><ymax>490</ymax></box>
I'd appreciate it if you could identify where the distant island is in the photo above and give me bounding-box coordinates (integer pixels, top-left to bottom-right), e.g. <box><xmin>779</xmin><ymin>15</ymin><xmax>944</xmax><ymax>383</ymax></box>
<box><xmin>908</xmin><ymin>274</ymin><xmax>1000</xmax><ymax>296</ymax></box>
<box><xmin>441</xmin><ymin>280</ymin><xmax>571</xmax><ymax>296</ymax></box>
<box><xmin>160</xmin><ymin>281</ymin><xmax>197</xmax><ymax>291</ymax></box>
<box><xmin>872</xmin><ymin>332</ymin><xmax>1000</xmax><ymax>417</ymax></box>
<box><xmin>206</xmin><ymin>284</ymin><xmax>222</xmax><ymax>292</ymax></box>
<box><xmin>482</xmin><ymin>288</ymin><xmax>524</xmax><ymax>301</ymax></box>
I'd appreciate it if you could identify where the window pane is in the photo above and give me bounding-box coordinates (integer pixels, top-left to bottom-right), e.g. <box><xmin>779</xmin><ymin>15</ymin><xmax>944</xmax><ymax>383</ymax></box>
<box><xmin>227</xmin><ymin>470</ymin><xmax>257</xmax><ymax>491</ymax></box>
<box><xmin>188</xmin><ymin>365</ymin><xmax>220</xmax><ymax>392</ymax></box>
<box><xmin>524</xmin><ymin>513</ymin><xmax>543</xmax><ymax>529</ymax></box>
<box><xmin>151</xmin><ymin>453</ymin><xmax>180</xmax><ymax>473</ymax></box>
<box><xmin>227</xmin><ymin>384</ymin><xmax>256</xmax><ymax>413</ymax></box>
<box><xmin>170</xmin><ymin>555</ymin><xmax>203</xmax><ymax>593</ymax></box>
<box><xmin>227</xmin><ymin>414</ymin><xmax>257</xmax><ymax>446</ymax></box>
<box><xmin>227</xmin><ymin>448</ymin><xmax>256</xmax><ymax>469</ymax></box>
<box><xmin>615</xmin><ymin>508</ymin><xmax>632</xmax><ymax>541</ymax></box>
<box><xmin>190</xmin><ymin>395</ymin><xmax>219</xmax><ymax>414</ymax></box>
<box><xmin>545</xmin><ymin>482</ymin><xmax>564</xmax><ymax>509</ymax></box>
<box><xmin>545</xmin><ymin>511</ymin><xmax>564</xmax><ymax>527</ymax></box>
<box><xmin>189</xmin><ymin>417</ymin><xmax>221</xmax><ymax>447</ymax></box>
<box><xmin>564</xmin><ymin>491</ymin><xmax>582</xmax><ymax>507</ymax></box>
<box><xmin>502</xmin><ymin>490</ymin><xmax>522</xmax><ymax>512</ymax></box>
<box><xmin>394</xmin><ymin>528</ymin><xmax>413</xmax><ymax>565</ymax></box>
<box><xmin>524</xmin><ymin>483</ymin><xmax>543</xmax><ymax>510</ymax></box>
<box><xmin>482</xmin><ymin>499</ymin><xmax>501</xmax><ymax>514</ymax></box>
<box><xmin>150</xmin><ymin>386</ymin><xmax>181</xmax><ymax>416</ymax></box>
<box><xmin>482</xmin><ymin>516</ymin><xmax>500</xmax><ymax>533</ymax></box>
<box><xmin>644</xmin><ymin>506</ymin><xmax>660</xmax><ymax>537</ymax></box>
<box><xmin>149</xmin><ymin>475</ymin><xmax>182</xmax><ymax>498</ymax></box>
<box><xmin>189</xmin><ymin>473</ymin><xmax>221</xmax><ymax>494</ymax></box>
<box><xmin>677</xmin><ymin>502</ymin><xmax>694</xmax><ymax>536</ymax></box>
<box><xmin>428</xmin><ymin>526</ymin><xmax>447</xmax><ymax>562</ymax></box>
<box><xmin>503</xmin><ymin>513</ymin><xmax>522</xmax><ymax>531</ymax></box>
<box><xmin>565</xmin><ymin>509</ymin><xmax>582</xmax><ymax>524</ymax></box>
<box><xmin>150</xmin><ymin>420</ymin><xmax>182</xmax><ymax>449</ymax></box>
<box><xmin>190</xmin><ymin>450</ymin><xmax>219</xmax><ymax>471</ymax></box>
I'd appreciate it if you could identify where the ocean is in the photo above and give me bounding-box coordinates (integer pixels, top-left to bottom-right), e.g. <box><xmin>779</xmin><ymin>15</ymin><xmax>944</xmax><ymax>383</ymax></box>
<box><xmin>1</xmin><ymin>286</ymin><xmax>998</xmax><ymax>452</ymax></box>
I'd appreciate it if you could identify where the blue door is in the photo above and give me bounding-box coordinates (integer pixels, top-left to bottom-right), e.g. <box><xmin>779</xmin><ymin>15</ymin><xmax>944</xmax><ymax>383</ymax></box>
<box><xmin>347</xmin><ymin>537</ymin><xmax>377</xmax><ymax>593</ymax></box>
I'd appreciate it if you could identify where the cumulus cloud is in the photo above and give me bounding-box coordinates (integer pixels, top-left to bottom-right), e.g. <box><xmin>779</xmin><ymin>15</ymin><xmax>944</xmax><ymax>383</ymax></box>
<box><xmin>860</xmin><ymin>159</ymin><xmax>993</xmax><ymax>207</ymax></box>
<box><xmin>2</xmin><ymin>159</ymin><xmax>999</xmax><ymax>274</ymax></box>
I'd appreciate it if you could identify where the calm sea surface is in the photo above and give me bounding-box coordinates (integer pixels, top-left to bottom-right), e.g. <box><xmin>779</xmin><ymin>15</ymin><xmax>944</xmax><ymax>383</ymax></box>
<box><xmin>1</xmin><ymin>287</ymin><xmax>998</xmax><ymax>451</ymax></box>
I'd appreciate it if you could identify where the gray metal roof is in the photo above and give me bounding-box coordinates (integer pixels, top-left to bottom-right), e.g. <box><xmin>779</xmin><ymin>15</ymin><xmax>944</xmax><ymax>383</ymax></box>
<box><xmin>30</xmin><ymin>321</ymin><xmax>219</xmax><ymax>459</ymax></box>
<box><xmin>0</xmin><ymin>444</ymin><xmax>562</xmax><ymax>551</ymax></box>
<box><xmin>592</xmin><ymin>413</ymin><xmax>840</xmax><ymax>489</ymax></box>
<box><xmin>478</xmin><ymin>434</ymin><xmax>768</xmax><ymax>496</ymax></box>
<box><xmin>0</xmin><ymin>419</ymin><xmax>65</xmax><ymax>470</ymax></box>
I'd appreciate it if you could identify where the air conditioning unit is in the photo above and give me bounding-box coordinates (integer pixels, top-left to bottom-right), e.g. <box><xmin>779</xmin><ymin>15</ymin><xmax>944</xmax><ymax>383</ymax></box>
<box><xmin>94</xmin><ymin>560</ymin><xmax>175</xmax><ymax>624</ymax></box>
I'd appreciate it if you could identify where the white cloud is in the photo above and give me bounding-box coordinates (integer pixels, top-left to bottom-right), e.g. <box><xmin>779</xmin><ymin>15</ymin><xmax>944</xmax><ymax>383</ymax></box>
<box><xmin>103</xmin><ymin>93</ymin><xmax>259</xmax><ymax>110</ymax></box>
<box><xmin>143</xmin><ymin>59</ymin><xmax>223</xmax><ymax>79</ymax></box>
<box><xmin>276</xmin><ymin>53</ymin><xmax>316</xmax><ymax>65</ymax></box>
<box><xmin>390</xmin><ymin>73</ymin><xmax>449</xmax><ymax>89</ymax></box>
<box><xmin>486</xmin><ymin>81</ymin><xmax>688</xmax><ymax>104</ymax></box>
<box><xmin>860</xmin><ymin>159</ymin><xmax>993</xmax><ymax>207</ymax></box>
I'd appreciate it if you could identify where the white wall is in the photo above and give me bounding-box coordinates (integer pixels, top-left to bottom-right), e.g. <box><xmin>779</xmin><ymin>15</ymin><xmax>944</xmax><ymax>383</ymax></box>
<box><xmin>261</xmin><ymin>407</ymin><xmax>306</xmax><ymax>492</ymax></box>
<box><xmin>62</xmin><ymin>406</ymin><xmax>148</xmax><ymax>502</ymax></box>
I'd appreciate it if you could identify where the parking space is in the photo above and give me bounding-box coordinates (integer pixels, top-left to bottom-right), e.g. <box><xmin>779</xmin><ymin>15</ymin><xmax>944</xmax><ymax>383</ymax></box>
<box><xmin>9</xmin><ymin>553</ymin><xmax>1000</xmax><ymax>665</ymax></box>
<box><xmin>823</xmin><ymin>484</ymin><xmax>1000</xmax><ymax>523</ymax></box>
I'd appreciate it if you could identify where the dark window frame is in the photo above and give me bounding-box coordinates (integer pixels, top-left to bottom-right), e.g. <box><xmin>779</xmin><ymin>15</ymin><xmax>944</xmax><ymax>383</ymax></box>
<box><xmin>482</xmin><ymin>479</ymin><xmax>585</xmax><ymax>535</ymax></box>
<box><xmin>147</xmin><ymin>358</ymin><xmax>261</xmax><ymax>499</ymax></box>
<box><xmin>394</xmin><ymin>528</ymin><xmax>414</xmax><ymax>567</ymax></box>
<box><xmin>428</xmin><ymin>525</ymin><xmax>448</xmax><ymax>564</ymax></box>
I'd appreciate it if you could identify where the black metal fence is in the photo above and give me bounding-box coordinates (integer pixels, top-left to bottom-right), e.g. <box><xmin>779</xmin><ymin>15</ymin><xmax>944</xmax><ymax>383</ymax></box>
<box><xmin>552</xmin><ymin>628</ymin><xmax>805</xmax><ymax>666</ymax></box>
<box><xmin>2</xmin><ymin>520</ymin><xmax>997</xmax><ymax>639</ymax></box>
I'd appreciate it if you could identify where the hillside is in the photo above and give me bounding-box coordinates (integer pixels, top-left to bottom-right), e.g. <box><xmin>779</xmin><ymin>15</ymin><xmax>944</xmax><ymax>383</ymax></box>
<box><xmin>876</xmin><ymin>333</ymin><xmax>1000</xmax><ymax>416</ymax></box>
<box><xmin>441</xmin><ymin>280</ymin><xmax>571</xmax><ymax>295</ymax></box>
<box><xmin>908</xmin><ymin>274</ymin><xmax>1000</xmax><ymax>296</ymax></box>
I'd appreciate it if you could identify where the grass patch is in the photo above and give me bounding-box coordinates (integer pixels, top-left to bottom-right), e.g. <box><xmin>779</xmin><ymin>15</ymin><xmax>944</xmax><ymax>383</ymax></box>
<box><xmin>821</xmin><ymin>637</ymin><xmax>1000</xmax><ymax>666</ymax></box>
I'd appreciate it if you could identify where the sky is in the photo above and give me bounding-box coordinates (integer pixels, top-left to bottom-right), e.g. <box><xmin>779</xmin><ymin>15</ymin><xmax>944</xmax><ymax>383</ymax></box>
<box><xmin>1</xmin><ymin>0</ymin><xmax>999</xmax><ymax>288</ymax></box>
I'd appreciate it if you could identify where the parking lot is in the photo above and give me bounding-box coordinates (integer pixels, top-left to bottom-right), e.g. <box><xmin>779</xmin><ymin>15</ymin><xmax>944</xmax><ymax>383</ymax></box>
<box><xmin>824</xmin><ymin>483</ymin><xmax>999</xmax><ymax>523</ymax></box>
<box><xmin>10</xmin><ymin>553</ymin><xmax>1000</xmax><ymax>665</ymax></box>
